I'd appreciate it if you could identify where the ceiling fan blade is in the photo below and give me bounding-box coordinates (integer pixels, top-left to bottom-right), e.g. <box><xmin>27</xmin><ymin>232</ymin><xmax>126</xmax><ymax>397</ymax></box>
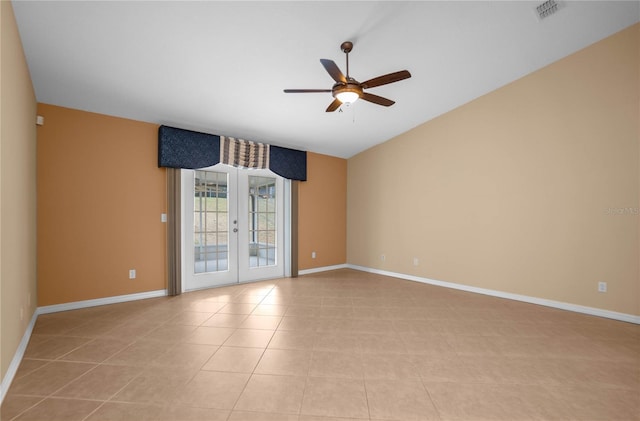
<box><xmin>284</xmin><ymin>89</ymin><xmax>332</xmax><ymax>93</ymax></box>
<box><xmin>325</xmin><ymin>98</ymin><xmax>342</xmax><ymax>112</ymax></box>
<box><xmin>320</xmin><ymin>59</ymin><xmax>347</xmax><ymax>83</ymax></box>
<box><xmin>361</xmin><ymin>92</ymin><xmax>395</xmax><ymax>107</ymax></box>
<box><xmin>361</xmin><ymin>70</ymin><xmax>411</xmax><ymax>89</ymax></box>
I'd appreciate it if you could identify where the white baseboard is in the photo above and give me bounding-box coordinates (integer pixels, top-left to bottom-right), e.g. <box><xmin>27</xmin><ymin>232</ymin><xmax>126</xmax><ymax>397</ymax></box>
<box><xmin>38</xmin><ymin>289</ymin><xmax>167</xmax><ymax>315</ymax></box>
<box><xmin>1</xmin><ymin>289</ymin><xmax>168</xmax><ymax>406</ymax></box>
<box><xmin>347</xmin><ymin>264</ymin><xmax>640</xmax><ymax>325</ymax></box>
<box><xmin>298</xmin><ymin>264</ymin><xmax>348</xmax><ymax>276</ymax></box>
<box><xmin>1</xmin><ymin>311</ymin><xmax>38</xmax><ymax>403</ymax></box>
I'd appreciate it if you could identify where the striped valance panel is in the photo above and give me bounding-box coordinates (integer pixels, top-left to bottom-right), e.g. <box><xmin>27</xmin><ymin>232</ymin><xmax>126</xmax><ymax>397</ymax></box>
<box><xmin>158</xmin><ymin>125</ymin><xmax>306</xmax><ymax>181</ymax></box>
<box><xmin>220</xmin><ymin>136</ymin><xmax>269</xmax><ymax>170</ymax></box>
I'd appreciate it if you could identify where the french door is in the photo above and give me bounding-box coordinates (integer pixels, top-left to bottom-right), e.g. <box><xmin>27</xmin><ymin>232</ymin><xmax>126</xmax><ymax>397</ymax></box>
<box><xmin>182</xmin><ymin>164</ymin><xmax>285</xmax><ymax>291</ymax></box>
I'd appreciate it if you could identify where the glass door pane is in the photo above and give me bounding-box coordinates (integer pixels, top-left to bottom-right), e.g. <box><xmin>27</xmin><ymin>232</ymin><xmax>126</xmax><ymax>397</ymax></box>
<box><xmin>248</xmin><ymin>176</ymin><xmax>277</xmax><ymax>268</ymax></box>
<box><xmin>194</xmin><ymin>171</ymin><xmax>229</xmax><ymax>273</ymax></box>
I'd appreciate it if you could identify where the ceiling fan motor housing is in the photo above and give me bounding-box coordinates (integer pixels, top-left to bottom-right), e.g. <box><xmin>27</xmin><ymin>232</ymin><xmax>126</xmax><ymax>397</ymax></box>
<box><xmin>341</xmin><ymin>41</ymin><xmax>353</xmax><ymax>53</ymax></box>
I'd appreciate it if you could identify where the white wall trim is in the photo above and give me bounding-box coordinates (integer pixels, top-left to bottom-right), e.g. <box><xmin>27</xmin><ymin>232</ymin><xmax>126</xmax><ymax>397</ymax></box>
<box><xmin>37</xmin><ymin>289</ymin><xmax>168</xmax><ymax>315</ymax></box>
<box><xmin>299</xmin><ymin>264</ymin><xmax>349</xmax><ymax>276</ymax></box>
<box><xmin>1</xmin><ymin>311</ymin><xmax>38</xmax><ymax>404</ymax></box>
<box><xmin>1</xmin><ymin>289</ymin><xmax>168</xmax><ymax>405</ymax></box>
<box><xmin>348</xmin><ymin>264</ymin><xmax>640</xmax><ymax>325</ymax></box>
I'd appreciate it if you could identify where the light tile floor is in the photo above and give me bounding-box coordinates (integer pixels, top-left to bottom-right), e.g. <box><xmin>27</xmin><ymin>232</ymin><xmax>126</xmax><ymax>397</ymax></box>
<box><xmin>2</xmin><ymin>269</ymin><xmax>639</xmax><ymax>420</ymax></box>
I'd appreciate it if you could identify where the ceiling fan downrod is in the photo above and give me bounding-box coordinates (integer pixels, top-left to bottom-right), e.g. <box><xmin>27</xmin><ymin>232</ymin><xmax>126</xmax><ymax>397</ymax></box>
<box><xmin>341</xmin><ymin>41</ymin><xmax>353</xmax><ymax>80</ymax></box>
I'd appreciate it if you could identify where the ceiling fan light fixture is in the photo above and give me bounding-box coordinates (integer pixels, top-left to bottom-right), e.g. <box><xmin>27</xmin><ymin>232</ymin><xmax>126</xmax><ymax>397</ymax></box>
<box><xmin>334</xmin><ymin>83</ymin><xmax>362</xmax><ymax>104</ymax></box>
<box><xmin>336</xmin><ymin>90</ymin><xmax>360</xmax><ymax>104</ymax></box>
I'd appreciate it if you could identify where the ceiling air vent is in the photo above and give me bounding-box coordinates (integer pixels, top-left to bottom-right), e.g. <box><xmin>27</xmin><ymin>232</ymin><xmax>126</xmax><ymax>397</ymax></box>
<box><xmin>536</xmin><ymin>0</ymin><xmax>560</xmax><ymax>20</ymax></box>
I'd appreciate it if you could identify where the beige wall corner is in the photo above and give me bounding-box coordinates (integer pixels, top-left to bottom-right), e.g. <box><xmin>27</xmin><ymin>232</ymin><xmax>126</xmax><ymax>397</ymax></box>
<box><xmin>36</xmin><ymin>104</ymin><xmax>166</xmax><ymax>306</ymax></box>
<box><xmin>299</xmin><ymin>152</ymin><xmax>347</xmax><ymax>270</ymax></box>
<box><xmin>348</xmin><ymin>23</ymin><xmax>640</xmax><ymax>316</ymax></box>
<box><xmin>1</xmin><ymin>0</ymin><xmax>38</xmax><ymax>381</ymax></box>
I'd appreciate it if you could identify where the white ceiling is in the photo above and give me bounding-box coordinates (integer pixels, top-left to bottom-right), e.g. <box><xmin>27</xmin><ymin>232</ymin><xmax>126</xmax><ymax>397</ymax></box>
<box><xmin>12</xmin><ymin>1</ymin><xmax>639</xmax><ymax>158</ymax></box>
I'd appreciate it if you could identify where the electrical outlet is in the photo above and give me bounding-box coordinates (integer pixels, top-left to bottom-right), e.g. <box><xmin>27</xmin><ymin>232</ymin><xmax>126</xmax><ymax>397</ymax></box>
<box><xmin>413</xmin><ymin>257</ymin><xmax>419</xmax><ymax>266</ymax></box>
<box><xmin>161</xmin><ymin>213</ymin><xmax>167</xmax><ymax>223</ymax></box>
<box><xmin>380</xmin><ymin>254</ymin><xmax>386</xmax><ymax>262</ymax></box>
<box><xmin>311</xmin><ymin>251</ymin><xmax>316</xmax><ymax>259</ymax></box>
<box><xmin>129</xmin><ymin>269</ymin><xmax>136</xmax><ymax>279</ymax></box>
<box><xmin>598</xmin><ymin>281</ymin><xmax>607</xmax><ymax>293</ymax></box>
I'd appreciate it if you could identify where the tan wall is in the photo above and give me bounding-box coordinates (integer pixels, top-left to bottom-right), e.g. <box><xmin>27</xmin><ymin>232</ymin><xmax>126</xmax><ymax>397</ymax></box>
<box><xmin>299</xmin><ymin>152</ymin><xmax>347</xmax><ymax>270</ymax></box>
<box><xmin>36</xmin><ymin>107</ymin><xmax>345</xmax><ymax>303</ymax></box>
<box><xmin>37</xmin><ymin>104</ymin><xmax>166</xmax><ymax>306</ymax></box>
<box><xmin>348</xmin><ymin>24</ymin><xmax>639</xmax><ymax>316</ymax></box>
<box><xmin>1</xmin><ymin>1</ymin><xmax>38</xmax><ymax>380</ymax></box>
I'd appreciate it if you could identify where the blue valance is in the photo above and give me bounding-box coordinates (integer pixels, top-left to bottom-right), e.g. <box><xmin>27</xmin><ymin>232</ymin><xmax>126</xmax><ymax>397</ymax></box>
<box><xmin>158</xmin><ymin>125</ymin><xmax>307</xmax><ymax>181</ymax></box>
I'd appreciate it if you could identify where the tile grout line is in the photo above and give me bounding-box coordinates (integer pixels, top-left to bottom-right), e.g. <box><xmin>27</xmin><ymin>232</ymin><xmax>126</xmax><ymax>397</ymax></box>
<box><xmin>417</xmin><ymin>369</ymin><xmax>445</xmax><ymax>421</ymax></box>
<box><xmin>296</xmin><ymin>323</ymin><xmax>317</xmax><ymax>419</ymax></box>
<box><xmin>227</xmin><ymin>292</ymin><xmax>272</xmax><ymax>416</ymax></box>
<box><xmin>5</xmin><ymin>396</ymin><xmax>47</xmax><ymax>421</ymax></box>
<box><xmin>362</xmin><ymin>374</ymin><xmax>373</xmax><ymax>421</ymax></box>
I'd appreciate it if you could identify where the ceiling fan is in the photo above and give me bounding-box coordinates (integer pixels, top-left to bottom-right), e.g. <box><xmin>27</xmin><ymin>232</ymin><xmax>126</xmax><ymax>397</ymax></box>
<box><xmin>284</xmin><ymin>41</ymin><xmax>412</xmax><ymax>112</ymax></box>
